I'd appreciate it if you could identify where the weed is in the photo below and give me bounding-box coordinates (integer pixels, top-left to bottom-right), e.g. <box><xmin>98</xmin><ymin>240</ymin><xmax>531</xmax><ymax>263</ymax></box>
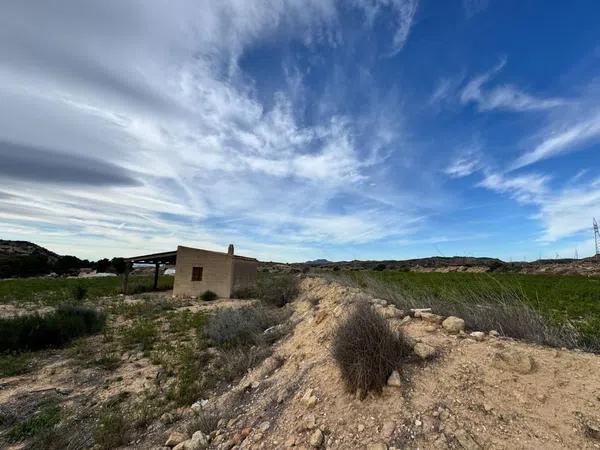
<box><xmin>332</xmin><ymin>300</ymin><xmax>413</xmax><ymax>394</ymax></box>
<box><xmin>7</xmin><ymin>399</ymin><xmax>61</xmax><ymax>442</ymax></box>
<box><xmin>93</xmin><ymin>403</ymin><xmax>129</xmax><ymax>450</ymax></box>
<box><xmin>0</xmin><ymin>352</ymin><xmax>35</xmax><ymax>377</ymax></box>
<box><xmin>0</xmin><ymin>305</ymin><xmax>105</xmax><ymax>352</ymax></box>
<box><xmin>166</xmin><ymin>345</ymin><xmax>216</xmax><ymax>405</ymax></box>
<box><xmin>121</xmin><ymin>319</ymin><xmax>158</xmax><ymax>352</ymax></box>
<box><xmin>71</xmin><ymin>284</ymin><xmax>88</xmax><ymax>301</ymax></box>
<box><xmin>256</xmin><ymin>273</ymin><xmax>299</xmax><ymax>307</ymax></box>
<box><xmin>188</xmin><ymin>409</ymin><xmax>222</xmax><ymax>436</ymax></box>
<box><xmin>168</xmin><ymin>310</ymin><xmax>208</xmax><ymax>334</ymax></box>
<box><xmin>218</xmin><ymin>346</ymin><xmax>272</xmax><ymax>381</ymax></box>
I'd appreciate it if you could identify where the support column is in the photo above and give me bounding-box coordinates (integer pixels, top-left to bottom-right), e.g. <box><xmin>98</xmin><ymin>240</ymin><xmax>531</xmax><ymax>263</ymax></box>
<box><xmin>122</xmin><ymin>262</ymin><xmax>130</xmax><ymax>294</ymax></box>
<box><xmin>153</xmin><ymin>262</ymin><xmax>160</xmax><ymax>290</ymax></box>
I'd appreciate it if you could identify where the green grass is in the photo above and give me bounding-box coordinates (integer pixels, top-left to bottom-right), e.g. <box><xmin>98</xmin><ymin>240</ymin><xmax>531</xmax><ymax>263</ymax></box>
<box><xmin>340</xmin><ymin>270</ymin><xmax>600</xmax><ymax>345</ymax></box>
<box><xmin>121</xmin><ymin>319</ymin><xmax>158</xmax><ymax>352</ymax></box>
<box><xmin>0</xmin><ymin>352</ymin><xmax>36</xmax><ymax>377</ymax></box>
<box><xmin>0</xmin><ymin>275</ymin><xmax>174</xmax><ymax>306</ymax></box>
<box><xmin>7</xmin><ymin>399</ymin><xmax>62</xmax><ymax>442</ymax></box>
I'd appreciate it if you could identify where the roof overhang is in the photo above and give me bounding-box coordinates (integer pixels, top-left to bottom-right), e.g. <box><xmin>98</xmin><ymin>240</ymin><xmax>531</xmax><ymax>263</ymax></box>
<box><xmin>125</xmin><ymin>250</ymin><xmax>177</xmax><ymax>264</ymax></box>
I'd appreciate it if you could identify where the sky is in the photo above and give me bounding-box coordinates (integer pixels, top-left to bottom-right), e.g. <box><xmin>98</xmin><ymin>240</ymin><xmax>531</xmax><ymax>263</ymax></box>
<box><xmin>1</xmin><ymin>0</ymin><xmax>599</xmax><ymax>262</ymax></box>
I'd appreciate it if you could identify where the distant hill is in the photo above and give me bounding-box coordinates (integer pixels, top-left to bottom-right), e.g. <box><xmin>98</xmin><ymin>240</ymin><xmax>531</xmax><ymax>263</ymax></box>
<box><xmin>0</xmin><ymin>240</ymin><xmax>59</xmax><ymax>263</ymax></box>
<box><xmin>304</xmin><ymin>259</ymin><xmax>332</xmax><ymax>265</ymax></box>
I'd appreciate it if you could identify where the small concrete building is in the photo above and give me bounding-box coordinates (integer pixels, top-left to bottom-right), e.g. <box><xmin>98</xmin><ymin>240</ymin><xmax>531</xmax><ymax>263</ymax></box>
<box><xmin>124</xmin><ymin>244</ymin><xmax>258</xmax><ymax>298</ymax></box>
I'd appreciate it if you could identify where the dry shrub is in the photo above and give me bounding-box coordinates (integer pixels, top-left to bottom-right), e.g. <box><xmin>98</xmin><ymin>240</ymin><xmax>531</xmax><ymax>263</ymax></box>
<box><xmin>332</xmin><ymin>300</ymin><xmax>412</xmax><ymax>394</ymax></box>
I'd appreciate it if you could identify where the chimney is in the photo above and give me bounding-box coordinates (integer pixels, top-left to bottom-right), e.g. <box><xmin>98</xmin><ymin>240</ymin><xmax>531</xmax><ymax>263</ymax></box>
<box><xmin>227</xmin><ymin>244</ymin><xmax>234</xmax><ymax>256</ymax></box>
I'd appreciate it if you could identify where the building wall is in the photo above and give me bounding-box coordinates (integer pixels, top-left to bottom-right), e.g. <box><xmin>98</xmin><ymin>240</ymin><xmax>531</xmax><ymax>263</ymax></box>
<box><xmin>232</xmin><ymin>258</ymin><xmax>258</xmax><ymax>294</ymax></box>
<box><xmin>173</xmin><ymin>246</ymin><xmax>233</xmax><ymax>298</ymax></box>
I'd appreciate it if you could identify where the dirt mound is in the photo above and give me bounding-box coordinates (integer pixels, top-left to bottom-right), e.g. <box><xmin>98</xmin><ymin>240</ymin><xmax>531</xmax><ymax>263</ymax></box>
<box><xmin>197</xmin><ymin>277</ymin><xmax>600</xmax><ymax>449</ymax></box>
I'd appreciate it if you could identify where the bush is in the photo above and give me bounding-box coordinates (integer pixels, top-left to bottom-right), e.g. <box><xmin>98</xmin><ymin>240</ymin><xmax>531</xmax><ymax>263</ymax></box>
<box><xmin>93</xmin><ymin>404</ymin><xmax>129</xmax><ymax>450</ymax></box>
<box><xmin>332</xmin><ymin>300</ymin><xmax>413</xmax><ymax>395</ymax></box>
<box><xmin>71</xmin><ymin>284</ymin><xmax>88</xmax><ymax>300</ymax></box>
<box><xmin>256</xmin><ymin>273</ymin><xmax>299</xmax><ymax>307</ymax></box>
<box><xmin>204</xmin><ymin>305</ymin><xmax>288</xmax><ymax>348</ymax></box>
<box><xmin>7</xmin><ymin>399</ymin><xmax>61</xmax><ymax>442</ymax></box>
<box><xmin>121</xmin><ymin>319</ymin><xmax>157</xmax><ymax>351</ymax></box>
<box><xmin>200</xmin><ymin>290</ymin><xmax>218</xmax><ymax>302</ymax></box>
<box><xmin>0</xmin><ymin>305</ymin><xmax>105</xmax><ymax>352</ymax></box>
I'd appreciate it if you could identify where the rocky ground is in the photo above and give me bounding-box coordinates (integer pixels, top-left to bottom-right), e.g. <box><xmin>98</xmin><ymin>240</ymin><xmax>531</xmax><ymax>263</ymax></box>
<box><xmin>163</xmin><ymin>277</ymin><xmax>600</xmax><ymax>450</ymax></box>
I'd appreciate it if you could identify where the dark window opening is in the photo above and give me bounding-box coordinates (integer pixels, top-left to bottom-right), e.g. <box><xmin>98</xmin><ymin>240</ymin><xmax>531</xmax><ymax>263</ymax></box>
<box><xmin>192</xmin><ymin>266</ymin><xmax>203</xmax><ymax>281</ymax></box>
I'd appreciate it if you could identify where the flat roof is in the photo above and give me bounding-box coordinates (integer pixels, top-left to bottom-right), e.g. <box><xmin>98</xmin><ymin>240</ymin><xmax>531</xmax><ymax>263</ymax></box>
<box><xmin>125</xmin><ymin>246</ymin><xmax>257</xmax><ymax>263</ymax></box>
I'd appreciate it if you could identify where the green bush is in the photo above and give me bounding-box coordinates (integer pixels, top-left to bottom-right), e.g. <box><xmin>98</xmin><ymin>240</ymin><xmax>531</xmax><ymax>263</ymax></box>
<box><xmin>7</xmin><ymin>399</ymin><xmax>61</xmax><ymax>442</ymax></box>
<box><xmin>93</xmin><ymin>404</ymin><xmax>129</xmax><ymax>450</ymax></box>
<box><xmin>121</xmin><ymin>319</ymin><xmax>157</xmax><ymax>351</ymax></box>
<box><xmin>0</xmin><ymin>305</ymin><xmax>105</xmax><ymax>352</ymax></box>
<box><xmin>70</xmin><ymin>284</ymin><xmax>88</xmax><ymax>300</ymax></box>
<box><xmin>256</xmin><ymin>273</ymin><xmax>299</xmax><ymax>307</ymax></box>
<box><xmin>200</xmin><ymin>290</ymin><xmax>218</xmax><ymax>301</ymax></box>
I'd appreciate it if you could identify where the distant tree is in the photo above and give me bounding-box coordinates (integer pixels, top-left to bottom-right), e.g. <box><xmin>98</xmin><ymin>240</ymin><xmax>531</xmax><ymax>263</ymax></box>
<box><xmin>0</xmin><ymin>253</ymin><xmax>51</xmax><ymax>278</ymax></box>
<box><xmin>374</xmin><ymin>263</ymin><xmax>387</xmax><ymax>271</ymax></box>
<box><xmin>111</xmin><ymin>257</ymin><xmax>126</xmax><ymax>274</ymax></box>
<box><xmin>53</xmin><ymin>255</ymin><xmax>84</xmax><ymax>275</ymax></box>
<box><xmin>96</xmin><ymin>258</ymin><xmax>110</xmax><ymax>272</ymax></box>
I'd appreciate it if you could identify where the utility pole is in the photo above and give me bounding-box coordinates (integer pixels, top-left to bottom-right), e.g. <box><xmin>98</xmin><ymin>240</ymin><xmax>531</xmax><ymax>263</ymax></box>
<box><xmin>594</xmin><ymin>218</ymin><xmax>600</xmax><ymax>259</ymax></box>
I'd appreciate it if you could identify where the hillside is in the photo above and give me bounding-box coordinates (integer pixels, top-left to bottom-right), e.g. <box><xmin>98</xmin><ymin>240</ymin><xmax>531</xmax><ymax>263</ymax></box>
<box><xmin>0</xmin><ymin>240</ymin><xmax>59</xmax><ymax>263</ymax></box>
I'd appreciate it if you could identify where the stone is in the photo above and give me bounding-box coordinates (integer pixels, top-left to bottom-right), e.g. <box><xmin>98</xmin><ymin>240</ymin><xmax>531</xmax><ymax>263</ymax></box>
<box><xmin>414</xmin><ymin>419</ymin><xmax>422</xmax><ymax>427</ymax></box>
<box><xmin>309</xmin><ymin>429</ymin><xmax>323</xmax><ymax>447</ymax></box>
<box><xmin>420</xmin><ymin>312</ymin><xmax>444</xmax><ymax>324</ymax></box>
<box><xmin>453</xmin><ymin>429</ymin><xmax>481</xmax><ymax>450</ymax></box>
<box><xmin>304</xmin><ymin>414</ymin><xmax>317</xmax><ymax>430</ymax></box>
<box><xmin>381</xmin><ymin>421</ymin><xmax>395</xmax><ymax>438</ymax></box>
<box><xmin>366</xmin><ymin>443</ymin><xmax>388</xmax><ymax>450</ymax></box>
<box><xmin>302</xmin><ymin>389</ymin><xmax>318</xmax><ymax>408</ymax></box>
<box><xmin>285</xmin><ymin>436</ymin><xmax>297</xmax><ymax>447</ymax></box>
<box><xmin>314</xmin><ymin>310</ymin><xmax>328</xmax><ymax>325</ymax></box>
<box><xmin>491</xmin><ymin>349</ymin><xmax>536</xmax><ymax>374</ymax></box>
<box><xmin>399</xmin><ymin>316</ymin><xmax>411</xmax><ymax>325</ymax></box>
<box><xmin>161</xmin><ymin>412</ymin><xmax>176</xmax><ymax>424</ymax></box>
<box><xmin>173</xmin><ymin>442</ymin><xmax>187</xmax><ymax>450</ymax></box>
<box><xmin>190</xmin><ymin>431</ymin><xmax>209</xmax><ymax>448</ymax></box>
<box><xmin>442</xmin><ymin>316</ymin><xmax>465</xmax><ymax>334</ymax></box>
<box><xmin>483</xmin><ymin>402</ymin><xmax>493</xmax><ymax>412</ymax></box>
<box><xmin>411</xmin><ymin>308</ymin><xmax>432</xmax><ymax>317</ymax></box>
<box><xmin>424</xmin><ymin>325</ymin><xmax>438</xmax><ymax>332</ymax></box>
<box><xmin>387</xmin><ymin>370</ymin><xmax>402</xmax><ymax>387</ymax></box>
<box><xmin>358</xmin><ymin>424</ymin><xmax>365</xmax><ymax>433</ymax></box>
<box><xmin>258</xmin><ymin>421</ymin><xmax>271</xmax><ymax>432</ymax></box>
<box><xmin>166</xmin><ymin>432</ymin><xmax>188</xmax><ymax>447</ymax></box>
<box><xmin>489</xmin><ymin>330</ymin><xmax>499</xmax><ymax>337</ymax></box>
<box><xmin>241</xmin><ymin>427</ymin><xmax>252</xmax><ymax>438</ymax></box>
<box><xmin>380</xmin><ymin>306</ymin><xmax>401</xmax><ymax>319</ymax></box>
<box><xmin>413</xmin><ymin>342</ymin><xmax>436</xmax><ymax>360</ymax></box>
<box><xmin>470</xmin><ymin>331</ymin><xmax>485</xmax><ymax>342</ymax></box>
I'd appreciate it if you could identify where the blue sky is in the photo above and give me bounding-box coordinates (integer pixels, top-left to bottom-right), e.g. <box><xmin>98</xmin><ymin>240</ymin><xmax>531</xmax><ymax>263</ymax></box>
<box><xmin>1</xmin><ymin>0</ymin><xmax>599</xmax><ymax>262</ymax></box>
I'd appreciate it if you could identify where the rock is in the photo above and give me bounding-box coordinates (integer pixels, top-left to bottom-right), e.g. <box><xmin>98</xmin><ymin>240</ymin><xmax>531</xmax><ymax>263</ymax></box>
<box><xmin>453</xmin><ymin>429</ymin><xmax>481</xmax><ymax>450</ymax></box>
<box><xmin>165</xmin><ymin>432</ymin><xmax>188</xmax><ymax>447</ymax></box>
<box><xmin>241</xmin><ymin>427</ymin><xmax>252</xmax><ymax>438</ymax></box>
<box><xmin>399</xmin><ymin>316</ymin><xmax>411</xmax><ymax>325</ymax></box>
<box><xmin>483</xmin><ymin>402</ymin><xmax>493</xmax><ymax>412</ymax></box>
<box><xmin>304</xmin><ymin>414</ymin><xmax>317</xmax><ymax>430</ymax></box>
<box><xmin>424</xmin><ymin>325</ymin><xmax>438</xmax><ymax>332</ymax></box>
<box><xmin>301</xmin><ymin>389</ymin><xmax>318</xmax><ymax>408</ymax></box>
<box><xmin>173</xmin><ymin>442</ymin><xmax>188</xmax><ymax>450</ymax></box>
<box><xmin>420</xmin><ymin>312</ymin><xmax>444</xmax><ymax>324</ymax></box>
<box><xmin>190</xmin><ymin>431</ymin><xmax>209</xmax><ymax>449</ymax></box>
<box><xmin>489</xmin><ymin>330</ymin><xmax>499</xmax><ymax>337</ymax></box>
<box><xmin>414</xmin><ymin>419</ymin><xmax>422</xmax><ymax>427</ymax></box>
<box><xmin>442</xmin><ymin>316</ymin><xmax>465</xmax><ymax>334</ymax></box>
<box><xmin>366</xmin><ymin>443</ymin><xmax>388</xmax><ymax>450</ymax></box>
<box><xmin>285</xmin><ymin>436</ymin><xmax>297</xmax><ymax>447</ymax></box>
<box><xmin>380</xmin><ymin>306</ymin><xmax>401</xmax><ymax>319</ymax></box>
<box><xmin>309</xmin><ymin>429</ymin><xmax>323</xmax><ymax>447</ymax></box>
<box><xmin>258</xmin><ymin>421</ymin><xmax>271</xmax><ymax>432</ymax></box>
<box><xmin>381</xmin><ymin>421</ymin><xmax>395</xmax><ymax>438</ymax></box>
<box><xmin>413</xmin><ymin>342</ymin><xmax>436</xmax><ymax>359</ymax></box>
<box><xmin>358</xmin><ymin>424</ymin><xmax>365</xmax><ymax>433</ymax></box>
<box><xmin>491</xmin><ymin>349</ymin><xmax>536</xmax><ymax>374</ymax></box>
<box><xmin>387</xmin><ymin>370</ymin><xmax>402</xmax><ymax>387</ymax></box>
<box><xmin>470</xmin><ymin>331</ymin><xmax>485</xmax><ymax>342</ymax></box>
<box><xmin>373</xmin><ymin>298</ymin><xmax>388</xmax><ymax>306</ymax></box>
<box><xmin>411</xmin><ymin>308</ymin><xmax>432</xmax><ymax>317</ymax></box>
<box><xmin>161</xmin><ymin>412</ymin><xmax>176</xmax><ymax>424</ymax></box>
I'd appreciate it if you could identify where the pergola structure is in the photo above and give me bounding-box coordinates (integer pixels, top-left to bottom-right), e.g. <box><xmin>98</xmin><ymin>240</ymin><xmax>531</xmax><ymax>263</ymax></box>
<box><xmin>123</xmin><ymin>250</ymin><xmax>177</xmax><ymax>294</ymax></box>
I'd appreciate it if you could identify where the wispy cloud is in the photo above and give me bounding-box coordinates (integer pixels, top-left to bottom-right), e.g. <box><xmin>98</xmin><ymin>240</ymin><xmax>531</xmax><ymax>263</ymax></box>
<box><xmin>353</xmin><ymin>0</ymin><xmax>419</xmax><ymax>54</ymax></box>
<box><xmin>445</xmin><ymin>143</ymin><xmax>483</xmax><ymax>178</ymax></box>
<box><xmin>478</xmin><ymin>172</ymin><xmax>549</xmax><ymax>203</ymax></box>
<box><xmin>460</xmin><ymin>59</ymin><xmax>565</xmax><ymax>112</ymax></box>
<box><xmin>462</xmin><ymin>0</ymin><xmax>490</xmax><ymax>18</ymax></box>
<box><xmin>512</xmin><ymin>110</ymin><xmax>600</xmax><ymax>169</ymax></box>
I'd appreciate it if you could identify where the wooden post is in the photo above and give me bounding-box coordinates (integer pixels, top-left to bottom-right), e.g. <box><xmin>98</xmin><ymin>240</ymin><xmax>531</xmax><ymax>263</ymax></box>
<box><xmin>153</xmin><ymin>262</ymin><xmax>159</xmax><ymax>290</ymax></box>
<box><xmin>122</xmin><ymin>261</ymin><xmax>130</xmax><ymax>294</ymax></box>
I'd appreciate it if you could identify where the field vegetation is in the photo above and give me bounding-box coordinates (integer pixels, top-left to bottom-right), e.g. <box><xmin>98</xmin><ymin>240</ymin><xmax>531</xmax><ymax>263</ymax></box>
<box><xmin>336</xmin><ymin>270</ymin><xmax>600</xmax><ymax>351</ymax></box>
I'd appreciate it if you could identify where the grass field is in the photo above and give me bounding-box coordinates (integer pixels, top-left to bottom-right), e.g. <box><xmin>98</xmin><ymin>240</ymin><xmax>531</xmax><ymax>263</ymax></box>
<box><xmin>0</xmin><ymin>275</ymin><xmax>174</xmax><ymax>306</ymax></box>
<box><xmin>338</xmin><ymin>270</ymin><xmax>600</xmax><ymax>349</ymax></box>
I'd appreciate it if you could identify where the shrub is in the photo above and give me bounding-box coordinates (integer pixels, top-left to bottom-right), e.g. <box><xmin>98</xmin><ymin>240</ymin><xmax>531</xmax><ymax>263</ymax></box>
<box><xmin>188</xmin><ymin>409</ymin><xmax>222</xmax><ymax>436</ymax></box>
<box><xmin>7</xmin><ymin>399</ymin><xmax>61</xmax><ymax>442</ymax></box>
<box><xmin>256</xmin><ymin>273</ymin><xmax>299</xmax><ymax>307</ymax></box>
<box><xmin>218</xmin><ymin>346</ymin><xmax>272</xmax><ymax>381</ymax></box>
<box><xmin>204</xmin><ymin>305</ymin><xmax>288</xmax><ymax>347</ymax></box>
<box><xmin>332</xmin><ymin>300</ymin><xmax>413</xmax><ymax>394</ymax></box>
<box><xmin>200</xmin><ymin>290</ymin><xmax>218</xmax><ymax>302</ymax></box>
<box><xmin>232</xmin><ymin>287</ymin><xmax>258</xmax><ymax>299</ymax></box>
<box><xmin>93</xmin><ymin>404</ymin><xmax>129</xmax><ymax>450</ymax></box>
<box><xmin>121</xmin><ymin>319</ymin><xmax>157</xmax><ymax>351</ymax></box>
<box><xmin>0</xmin><ymin>305</ymin><xmax>105</xmax><ymax>352</ymax></box>
<box><xmin>71</xmin><ymin>284</ymin><xmax>88</xmax><ymax>300</ymax></box>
